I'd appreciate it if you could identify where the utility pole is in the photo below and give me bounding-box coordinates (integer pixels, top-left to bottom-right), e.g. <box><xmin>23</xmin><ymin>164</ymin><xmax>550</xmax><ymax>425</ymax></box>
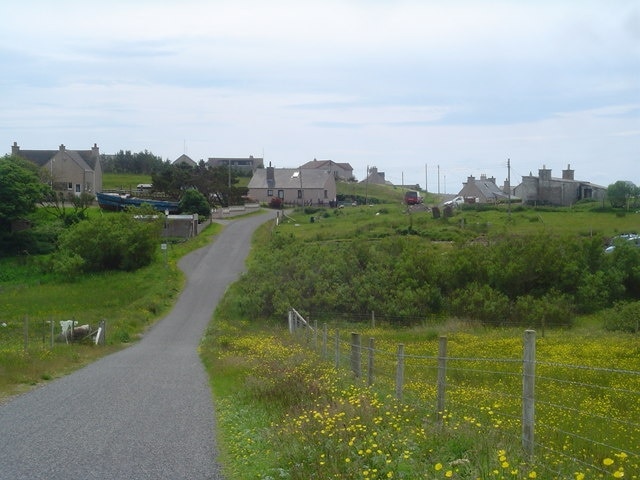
<box><xmin>425</xmin><ymin>164</ymin><xmax>428</xmax><ymax>193</ymax></box>
<box><xmin>437</xmin><ymin>165</ymin><xmax>440</xmax><ymax>195</ymax></box>
<box><xmin>507</xmin><ymin>158</ymin><xmax>512</xmax><ymax>218</ymax></box>
<box><xmin>365</xmin><ymin>165</ymin><xmax>369</xmax><ymax>205</ymax></box>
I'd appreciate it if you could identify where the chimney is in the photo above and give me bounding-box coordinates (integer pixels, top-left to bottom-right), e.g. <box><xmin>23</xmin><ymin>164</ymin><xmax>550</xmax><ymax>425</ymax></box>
<box><xmin>562</xmin><ymin>164</ymin><xmax>574</xmax><ymax>180</ymax></box>
<box><xmin>539</xmin><ymin>165</ymin><xmax>552</xmax><ymax>181</ymax></box>
<box><xmin>91</xmin><ymin>143</ymin><xmax>99</xmax><ymax>158</ymax></box>
<box><xmin>488</xmin><ymin>176</ymin><xmax>496</xmax><ymax>184</ymax></box>
<box><xmin>59</xmin><ymin>144</ymin><xmax>65</xmax><ymax>151</ymax></box>
<box><xmin>266</xmin><ymin>164</ymin><xmax>275</xmax><ymax>182</ymax></box>
<box><xmin>466</xmin><ymin>175</ymin><xmax>475</xmax><ymax>184</ymax></box>
<box><xmin>11</xmin><ymin>141</ymin><xmax>20</xmax><ymax>156</ymax></box>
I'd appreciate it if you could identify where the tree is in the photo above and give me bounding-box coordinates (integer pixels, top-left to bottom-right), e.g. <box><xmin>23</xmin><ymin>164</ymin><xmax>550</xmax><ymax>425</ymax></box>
<box><xmin>179</xmin><ymin>189</ymin><xmax>210</xmax><ymax>217</ymax></box>
<box><xmin>0</xmin><ymin>155</ymin><xmax>49</xmax><ymax>228</ymax></box>
<box><xmin>151</xmin><ymin>162</ymin><xmax>248</xmax><ymax>207</ymax></box>
<box><xmin>607</xmin><ymin>181</ymin><xmax>638</xmax><ymax>208</ymax></box>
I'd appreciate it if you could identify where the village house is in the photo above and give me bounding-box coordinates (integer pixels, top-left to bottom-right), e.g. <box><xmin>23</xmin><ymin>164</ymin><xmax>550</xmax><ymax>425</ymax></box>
<box><xmin>11</xmin><ymin>142</ymin><xmax>103</xmax><ymax>195</ymax></box>
<box><xmin>514</xmin><ymin>165</ymin><xmax>606</xmax><ymax>206</ymax></box>
<box><xmin>172</xmin><ymin>154</ymin><xmax>198</xmax><ymax>167</ymax></box>
<box><xmin>458</xmin><ymin>174</ymin><xmax>512</xmax><ymax>203</ymax></box>
<box><xmin>360</xmin><ymin>166</ymin><xmax>392</xmax><ymax>186</ymax></box>
<box><xmin>299</xmin><ymin>158</ymin><xmax>354</xmax><ymax>181</ymax></box>
<box><xmin>247</xmin><ymin>164</ymin><xmax>337</xmax><ymax>206</ymax></box>
<box><xmin>207</xmin><ymin>155</ymin><xmax>263</xmax><ymax>174</ymax></box>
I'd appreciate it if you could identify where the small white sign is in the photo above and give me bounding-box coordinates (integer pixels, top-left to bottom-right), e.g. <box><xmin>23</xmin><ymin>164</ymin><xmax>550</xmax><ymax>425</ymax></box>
<box><xmin>161</xmin><ymin>243</ymin><xmax>167</xmax><ymax>250</ymax></box>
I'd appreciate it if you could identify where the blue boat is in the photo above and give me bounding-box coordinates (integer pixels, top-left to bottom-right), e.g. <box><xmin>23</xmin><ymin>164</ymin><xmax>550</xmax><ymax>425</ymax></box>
<box><xmin>96</xmin><ymin>192</ymin><xmax>180</xmax><ymax>213</ymax></box>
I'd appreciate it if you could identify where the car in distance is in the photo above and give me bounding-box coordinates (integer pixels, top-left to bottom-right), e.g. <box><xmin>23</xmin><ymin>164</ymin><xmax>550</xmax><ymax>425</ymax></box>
<box><xmin>605</xmin><ymin>233</ymin><xmax>640</xmax><ymax>253</ymax></box>
<box><xmin>404</xmin><ymin>191</ymin><xmax>423</xmax><ymax>205</ymax></box>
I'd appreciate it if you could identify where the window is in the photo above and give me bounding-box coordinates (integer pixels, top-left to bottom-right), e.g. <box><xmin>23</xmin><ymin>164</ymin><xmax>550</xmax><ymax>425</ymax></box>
<box><xmin>67</xmin><ymin>182</ymin><xmax>73</xmax><ymax>190</ymax></box>
<box><xmin>278</xmin><ymin>190</ymin><xmax>284</xmax><ymax>199</ymax></box>
<box><xmin>75</xmin><ymin>184</ymin><xmax>81</xmax><ymax>193</ymax></box>
<box><xmin>267</xmin><ymin>189</ymin><xmax>273</xmax><ymax>196</ymax></box>
<box><xmin>324</xmin><ymin>190</ymin><xmax>328</xmax><ymax>199</ymax></box>
<box><xmin>297</xmin><ymin>190</ymin><xmax>302</xmax><ymax>199</ymax></box>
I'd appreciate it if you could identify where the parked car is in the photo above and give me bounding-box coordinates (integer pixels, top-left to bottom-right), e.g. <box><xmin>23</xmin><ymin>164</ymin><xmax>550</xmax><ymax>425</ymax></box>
<box><xmin>404</xmin><ymin>191</ymin><xmax>423</xmax><ymax>205</ymax></box>
<box><xmin>443</xmin><ymin>195</ymin><xmax>464</xmax><ymax>207</ymax></box>
<box><xmin>605</xmin><ymin>233</ymin><xmax>640</xmax><ymax>253</ymax></box>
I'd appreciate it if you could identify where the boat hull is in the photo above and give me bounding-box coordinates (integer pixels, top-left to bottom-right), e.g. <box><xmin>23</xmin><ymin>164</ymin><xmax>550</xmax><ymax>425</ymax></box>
<box><xmin>96</xmin><ymin>192</ymin><xmax>180</xmax><ymax>213</ymax></box>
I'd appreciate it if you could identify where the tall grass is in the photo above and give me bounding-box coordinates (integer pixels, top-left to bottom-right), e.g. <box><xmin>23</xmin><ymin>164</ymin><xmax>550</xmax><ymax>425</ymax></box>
<box><xmin>202</xmin><ymin>311</ymin><xmax>639</xmax><ymax>480</ymax></box>
<box><xmin>0</xmin><ymin>221</ymin><xmax>223</xmax><ymax>401</ymax></box>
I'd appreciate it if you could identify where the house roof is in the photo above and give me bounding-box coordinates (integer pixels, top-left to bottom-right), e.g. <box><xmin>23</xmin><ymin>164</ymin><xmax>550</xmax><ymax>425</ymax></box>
<box><xmin>248</xmin><ymin>168</ymin><xmax>333</xmax><ymax>189</ymax></box>
<box><xmin>300</xmin><ymin>159</ymin><xmax>353</xmax><ymax>172</ymax></box>
<box><xmin>173</xmin><ymin>154</ymin><xmax>197</xmax><ymax>166</ymax></box>
<box><xmin>16</xmin><ymin>148</ymin><xmax>98</xmax><ymax>170</ymax></box>
<box><xmin>472</xmin><ymin>178</ymin><xmax>510</xmax><ymax>201</ymax></box>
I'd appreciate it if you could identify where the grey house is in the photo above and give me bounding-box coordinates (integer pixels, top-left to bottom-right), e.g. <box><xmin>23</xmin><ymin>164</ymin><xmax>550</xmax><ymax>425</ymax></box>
<box><xmin>458</xmin><ymin>174</ymin><xmax>512</xmax><ymax>203</ymax></box>
<box><xmin>300</xmin><ymin>158</ymin><xmax>354</xmax><ymax>180</ymax></box>
<box><xmin>172</xmin><ymin>154</ymin><xmax>198</xmax><ymax>167</ymax></box>
<box><xmin>514</xmin><ymin>165</ymin><xmax>606</xmax><ymax>206</ymax></box>
<box><xmin>247</xmin><ymin>165</ymin><xmax>337</xmax><ymax>206</ymax></box>
<box><xmin>11</xmin><ymin>142</ymin><xmax>103</xmax><ymax>195</ymax></box>
<box><xmin>207</xmin><ymin>156</ymin><xmax>263</xmax><ymax>173</ymax></box>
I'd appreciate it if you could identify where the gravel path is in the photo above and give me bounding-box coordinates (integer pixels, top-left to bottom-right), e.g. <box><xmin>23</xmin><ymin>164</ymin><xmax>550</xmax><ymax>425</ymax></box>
<box><xmin>0</xmin><ymin>212</ymin><xmax>275</xmax><ymax>480</ymax></box>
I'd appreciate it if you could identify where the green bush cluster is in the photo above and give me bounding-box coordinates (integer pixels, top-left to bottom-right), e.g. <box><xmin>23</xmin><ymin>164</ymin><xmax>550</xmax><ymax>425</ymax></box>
<box><xmin>235</xmin><ymin>230</ymin><xmax>640</xmax><ymax>327</ymax></box>
<box><xmin>52</xmin><ymin>206</ymin><xmax>163</xmax><ymax>273</ymax></box>
<box><xmin>603</xmin><ymin>301</ymin><xmax>640</xmax><ymax>333</ymax></box>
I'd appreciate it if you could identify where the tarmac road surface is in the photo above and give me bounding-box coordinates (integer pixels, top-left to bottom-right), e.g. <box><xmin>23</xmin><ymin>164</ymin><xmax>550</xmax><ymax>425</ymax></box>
<box><xmin>0</xmin><ymin>211</ymin><xmax>275</xmax><ymax>480</ymax></box>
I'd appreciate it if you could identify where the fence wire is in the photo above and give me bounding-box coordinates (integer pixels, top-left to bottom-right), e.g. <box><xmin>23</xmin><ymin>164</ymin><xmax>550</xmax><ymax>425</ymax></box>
<box><xmin>288</xmin><ymin>311</ymin><xmax>640</xmax><ymax>479</ymax></box>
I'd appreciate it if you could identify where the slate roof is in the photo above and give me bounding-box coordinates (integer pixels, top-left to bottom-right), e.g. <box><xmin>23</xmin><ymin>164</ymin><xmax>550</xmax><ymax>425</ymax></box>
<box><xmin>248</xmin><ymin>168</ymin><xmax>332</xmax><ymax>189</ymax></box>
<box><xmin>16</xmin><ymin>148</ymin><xmax>98</xmax><ymax>170</ymax></box>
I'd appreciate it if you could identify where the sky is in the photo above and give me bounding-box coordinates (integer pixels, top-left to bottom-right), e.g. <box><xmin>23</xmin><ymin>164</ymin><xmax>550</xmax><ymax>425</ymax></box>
<box><xmin>1</xmin><ymin>0</ymin><xmax>638</xmax><ymax>193</ymax></box>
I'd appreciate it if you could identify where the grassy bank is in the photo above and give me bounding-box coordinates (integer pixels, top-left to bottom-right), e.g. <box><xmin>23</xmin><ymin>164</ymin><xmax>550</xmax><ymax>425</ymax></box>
<box><xmin>0</xmin><ymin>220</ymin><xmax>223</xmax><ymax>401</ymax></box>
<box><xmin>202</xmin><ymin>307</ymin><xmax>638</xmax><ymax>479</ymax></box>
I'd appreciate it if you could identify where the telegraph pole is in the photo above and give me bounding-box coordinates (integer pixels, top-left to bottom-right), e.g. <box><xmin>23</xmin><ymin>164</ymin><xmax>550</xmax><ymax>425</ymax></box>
<box><xmin>507</xmin><ymin>158</ymin><xmax>512</xmax><ymax>218</ymax></box>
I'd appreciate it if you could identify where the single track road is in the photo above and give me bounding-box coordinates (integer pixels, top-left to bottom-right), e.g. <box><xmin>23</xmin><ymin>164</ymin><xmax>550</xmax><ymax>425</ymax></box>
<box><xmin>0</xmin><ymin>211</ymin><xmax>275</xmax><ymax>480</ymax></box>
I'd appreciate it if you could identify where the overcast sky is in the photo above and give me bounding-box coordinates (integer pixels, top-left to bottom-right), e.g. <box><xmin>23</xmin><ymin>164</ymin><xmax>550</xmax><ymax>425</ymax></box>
<box><xmin>1</xmin><ymin>0</ymin><xmax>638</xmax><ymax>192</ymax></box>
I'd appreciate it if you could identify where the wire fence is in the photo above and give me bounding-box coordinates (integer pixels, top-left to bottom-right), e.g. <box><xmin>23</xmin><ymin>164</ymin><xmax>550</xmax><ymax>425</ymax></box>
<box><xmin>0</xmin><ymin>316</ymin><xmax>106</xmax><ymax>353</ymax></box>
<box><xmin>288</xmin><ymin>308</ymin><xmax>640</xmax><ymax>479</ymax></box>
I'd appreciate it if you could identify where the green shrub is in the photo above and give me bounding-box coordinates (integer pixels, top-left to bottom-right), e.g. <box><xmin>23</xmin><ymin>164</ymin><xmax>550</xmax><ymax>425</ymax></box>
<box><xmin>54</xmin><ymin>206</ymin><xmax>162</xmax><ymax>273</ymax></box>
<box><xmin>448</xmin><ymin>283</ymin><xmax>510</xmax><ymax>325</ymax></box>
<box><xmin>603</xmin><ymin>301</ymin><xmax>640</xmax><ymax>333</ymax></box>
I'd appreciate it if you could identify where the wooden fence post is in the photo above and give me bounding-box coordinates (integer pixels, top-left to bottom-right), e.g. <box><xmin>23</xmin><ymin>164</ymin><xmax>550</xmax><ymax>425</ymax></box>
<box><xmin>314</xmin><ymin>319</ymin><xmax>318</xmax><ymax>350</ymax></box>
<box><xmin>367</xmin><ymin>338</ymin><xmax>375</xmax><ymax>386</ymax></box>
<box><xmin>351</xmin><ymin>333</ymin><xmax>361</xmax><ymax>379</ymax></box>
<box><xmin>23</xmin><ymin>315</ymin><xmax>28</xmax><ymax>351</ymax></box>
<box><xmin>50</xmin><ymin>317</ymin><xmax>55</xmax><ymax>349</ymax></box>
<box><xmin>322</xmin><ymin>323</ymin><xmax>328</xmax><ymax>359</ymax></box>
<box><xmin>335</xmin><ymin>329</ymin><xmax>340</xmax><ymax>369</ymax></box>
<box><xmin>437</xmin><ymin>336</ymin><xmax>447</xmax><ymax>427</ymax></box>
<box><xmin>396</xmin><ymin>344</ymin><xmax>405</xmax><ymax>401</ymax></box>
<box><xmin>288</xmin><ymin>309</ymin><xmax>293</xmax><ymax>333</ymax></box>
<box><xmin>522</xmin><ymin>329</ymin><xmax>536</xmax><ymax>458</ymax></box>
<box><xmin>371</xmin><ymin>310</ymin><xmax>375</xmax><ymax>329</ymax></box>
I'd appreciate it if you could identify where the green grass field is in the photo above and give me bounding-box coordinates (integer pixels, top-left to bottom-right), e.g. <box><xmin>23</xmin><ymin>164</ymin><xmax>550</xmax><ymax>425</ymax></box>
<box><xmin>3</xmin><ymin>179</ymin><xmax>639</xmax><ymax>478</ymax></box>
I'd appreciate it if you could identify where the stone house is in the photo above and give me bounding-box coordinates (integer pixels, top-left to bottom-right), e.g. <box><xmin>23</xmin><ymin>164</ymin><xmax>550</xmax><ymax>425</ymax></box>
<box><xmin>514</xmin><ymin>165</ymin><xmax>606</xmax><ymax>206</ymax></box>
<box><xmin>300</xmin><ymin>158</ymin><xmax>354</xmax><ymax>181</ymax></box>
<box><xmin>247</xmin><ymin>164</ymin><xmax>337</xmax><ymax>206</ymax></box>
<box><xmin>360</xmin><ymin>166</ymin><xmax>392</xmax><ymax>186</ymax></box>
<box><xmin>11</xmin><ymin>142</ymin><xmax>103</xmax><ymax>195</ymax></box>
<box><xmin>172</xmin><ymin>154</ymin><xmax>198</xmax><ymax>167</ymax></box>
<box><xmin>458</xmin><ymin>174</ymin><xmax>512</xmax><ymax>203</ymax></box>
<box><xmin>207</xmin><ymin>156</ymin><xmax>263</xmax><ymax>174</ymax></box>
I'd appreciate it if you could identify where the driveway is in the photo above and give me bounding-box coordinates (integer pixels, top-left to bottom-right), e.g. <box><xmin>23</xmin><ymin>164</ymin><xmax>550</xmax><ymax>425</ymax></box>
<box><xmin>0</xmin><ymin>211</ymin><xmax>275</xmax><ymax>480</ymax></box>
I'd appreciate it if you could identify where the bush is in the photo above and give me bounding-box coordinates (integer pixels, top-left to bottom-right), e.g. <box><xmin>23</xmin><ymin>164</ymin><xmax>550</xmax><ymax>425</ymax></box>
<box><xmin>54</xmin><ymin>207</ymin><xmax>163</xmax><ymax>273</ymax></box>
<box><xmin>448</xmin><ymin>283</ymin><xmax>510</xmax><ymax>325</ymax></box>
<box><xmin>603</xmin><ymin>301</ymin><xmax>640</xmax><ymax>333</ymax></box>
<box><xmin>512</xmin><ymin>291</ymin><xmax>575</xmax><ymax>328</ymax></box>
